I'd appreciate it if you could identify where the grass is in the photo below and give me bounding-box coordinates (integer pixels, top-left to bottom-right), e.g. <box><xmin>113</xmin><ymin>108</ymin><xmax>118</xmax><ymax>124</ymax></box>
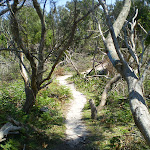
<box><xmin>68</xmin><ymin>74</ymin><xmax>150</xmax><ymax>149</ymax></box>
<box><xmin>0</xmin><ymin>79</ymin><xmax>72</xmax><ymax>150</ymax></box>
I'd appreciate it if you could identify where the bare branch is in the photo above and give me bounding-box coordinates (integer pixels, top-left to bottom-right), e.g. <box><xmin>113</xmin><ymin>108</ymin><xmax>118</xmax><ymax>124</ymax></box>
<box><xmin>17</xmin><ymin>0</ymin><xmax>26</xmax><ymax>11</ymax></box>
<box><xmin>0</xmin><ymin>7</ymin><xmax>9</xmax><ymax>16</ymax></box>
<box><xmin>123</xmin><ymin>21</ymin><xmax>139</xmax><ymax>66</ymax></box>
<box><xmin>139</xmin><ymin>31</ymin><xmax>150</xmax><ymax>69</ymax></box>
<box><xmin>99</xmin><ymin>0</ymin><xmax>126</xmax><ymax>65</ymax></box>
<box><xmin>0</xmin><ymin>48</ymin><xmax>22</xmax><ymax>52</ymax></box>
<box><xmin>86</xmin><ymin>75</ymin><xmax>110</xmax><ymax>79</ymax></box>
<box><xmin>39</xmin><ymin>78</ymin><xmax>53</xmax><ymax>90</ymax></box>
<box><xmin>42</xmin><ymin>0</ymin><xmax>47</xmax><ymax>16</ymax></box>
<box><xmin>0</xmin><ymin>0</ymin><xmax>25</xmax><ymax>16</ymax></box>
<box><xmin>65</xmin><ymin>51</ymin><xmax>80</xmax><ymax>75</ymax></box>
<box><xmin>138</xmin><ymin>23</ymin><xmax>147</xmax><ymax>34</ymax></box>
<box><xmin>139</xmin><ymin>59</ymin><xmax>150</xmax><ymax>85</ymax></box>
<box><xmin>97</xmin><ymin>74</ymin><xmax>121</xmax><ymax>111</ymax></box>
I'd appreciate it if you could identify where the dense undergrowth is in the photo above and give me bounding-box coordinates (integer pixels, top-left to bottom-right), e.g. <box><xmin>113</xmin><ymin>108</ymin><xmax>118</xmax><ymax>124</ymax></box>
<box><xmin>68</xmin><ymin>74</ymin><xmax>150</xmax><ymax>149</ymax></box>
<box><xmin>0</xmin><ymin>78</ymin><xmax>71</xmax><ymax>150</ymax></box>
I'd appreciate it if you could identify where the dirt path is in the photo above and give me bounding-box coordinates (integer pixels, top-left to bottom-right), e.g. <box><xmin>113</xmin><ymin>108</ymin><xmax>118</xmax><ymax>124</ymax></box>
<box><xmin>57</xmin><ymin>75</ymin><xmax>88</xmax><ymax>148</ymax></box>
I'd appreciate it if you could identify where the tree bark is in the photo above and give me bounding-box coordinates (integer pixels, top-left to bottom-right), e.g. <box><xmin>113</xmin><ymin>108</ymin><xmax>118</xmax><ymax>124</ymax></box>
<box><xmin>97</xmin><ymin>74</ymin><xmax>121</xmax><ymax>111</ymax></box>
<box><xmin>89</xmin><ymin>99</ymin><xmax>97</xmax><ymax>119</ymax></box>
<box><xmin>126</xmin><ymin>72</ymin><xmax>150</xmax><ymax>145</ymax></box>
<box><xmin>23</xmin><ymin>87</ymin><xmax>36</xmax><ymax>113</ymax></box>
<box><xmin>65</xmin><ymin>52</ymin><xmax>80</xmax><ymax>75</ymax></box>
<box><xmin>99</xmin><ymin>0</ymin><xmax>150</xmax><ymax>146</ymax></box>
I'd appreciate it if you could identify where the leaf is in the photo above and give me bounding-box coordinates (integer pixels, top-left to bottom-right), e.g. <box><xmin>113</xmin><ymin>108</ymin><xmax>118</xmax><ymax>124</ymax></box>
<box><xmin>42</xmin><ymin>142</ymin><xmax>48</xmax><ymax>148</ymax></box>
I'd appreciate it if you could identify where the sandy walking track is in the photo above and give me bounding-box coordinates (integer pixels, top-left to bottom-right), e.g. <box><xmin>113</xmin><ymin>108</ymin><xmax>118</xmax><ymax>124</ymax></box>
<box><xmin>57</xmin><ymin>75</ymin><xmax>88</xmax><ymax>147</ymax></box>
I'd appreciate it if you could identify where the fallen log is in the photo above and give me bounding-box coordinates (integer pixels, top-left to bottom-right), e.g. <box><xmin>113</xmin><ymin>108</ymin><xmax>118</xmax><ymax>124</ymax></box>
<box><xmin>0</xmin><ymin>118</ymin><xmax>23</xmax><ymax>142</ymax></box>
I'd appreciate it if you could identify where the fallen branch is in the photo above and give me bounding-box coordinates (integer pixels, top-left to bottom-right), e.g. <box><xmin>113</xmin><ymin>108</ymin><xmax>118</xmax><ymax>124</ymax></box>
<box><xmin>97</xmin><ymin>73</ymin><xmax>121</xmax><ymax>111</ymax></box>
<box><xmin>0</xmin><ymin>118</ymin><xmax>23</xmax><ymax>142</ymax></box>
<box><xmin>86</xmin><ymin>75</ymin><xmax>110</xmax><ymax>79</ymax></box>
<box><xmin>89</xmin><ymin>74</ymin><xmax>121</xmax><ymax>120</ymax></box>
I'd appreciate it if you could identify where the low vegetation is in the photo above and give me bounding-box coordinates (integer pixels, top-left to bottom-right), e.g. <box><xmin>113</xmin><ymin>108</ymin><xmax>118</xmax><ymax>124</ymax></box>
<box><xmin>0</xmin><ymin>78</ymin><xmax>71</xmax><ymax>149</ymax></box>
<box><xmin>68</xmin><ymin>74</ymin><xmax>150</xmax><ymax>149</ymax></box>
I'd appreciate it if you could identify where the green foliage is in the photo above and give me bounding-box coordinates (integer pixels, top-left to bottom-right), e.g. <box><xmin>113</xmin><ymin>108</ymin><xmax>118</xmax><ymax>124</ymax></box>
<box><xmin>0</xmin><ymin>78</ymin><xmax>71</xmax><ymax>149</ymax></box>
<box><xmin>45</xmin><ymin>29</ymin><xmax>53</xmax><ymax>47</ymax></box>
<box><xmin>0</xmin><ymin>139</ymin><xmax>20</xmax><ymax>150</ymax></box>
<box><xmin>17</xmin><ymin>6</ymin><xmax>41</xmax><ymax>45</ymax></box>
<box><xmin>0</xmin><ymin>33</ymin><xmax>7</xmax><ymax>47</ymax></box>
<box><xmin>69</xmin><ymin>74</ymin><xmax>149</xmax><ymax>149</ymax></box>
<box><xmin>110</xmin><ymin>136</ymin><xmax>121</xmax><ymax>149</ymax></box>
<box><xmin>69</xmin><ymin>74</ymin><xmax>107</xmax><ymax>103</ymax></box>
<box><xmin>0</xmin><ymin>80</ymin><xmax>25</xmax><ymax>120</ymax></box>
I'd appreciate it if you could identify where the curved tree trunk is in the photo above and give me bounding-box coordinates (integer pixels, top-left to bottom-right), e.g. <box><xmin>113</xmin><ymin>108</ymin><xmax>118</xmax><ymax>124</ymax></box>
<box><xmin>97</xmin><ymin>73</ymin><xmax>121</xmax><ymax>111</ymax></box>
<box><xmin>20</xmin><ymin>53</ymin><xmax>36</xmax><ymax>113</ymax></box>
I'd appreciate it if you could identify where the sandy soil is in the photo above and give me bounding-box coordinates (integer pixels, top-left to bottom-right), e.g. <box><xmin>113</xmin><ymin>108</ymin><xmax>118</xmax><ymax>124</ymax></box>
<box><xmin>56</xmin><ymin>75</ymin><xmax>88</xmax><ymax>147</ymax></box>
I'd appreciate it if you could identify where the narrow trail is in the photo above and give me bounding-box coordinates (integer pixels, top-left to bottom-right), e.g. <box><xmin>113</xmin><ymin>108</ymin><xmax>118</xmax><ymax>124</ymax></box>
<box><xmin>56</xmin><ymin>74</ymin><xmax>88</xmax><ymax>148</ymax></box>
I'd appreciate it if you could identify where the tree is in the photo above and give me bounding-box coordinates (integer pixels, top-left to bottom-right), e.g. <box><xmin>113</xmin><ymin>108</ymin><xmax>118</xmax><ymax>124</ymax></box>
<box><xmin>0</xmin><ymin>0</ymin><xmax>101</xmax><ymax>113</ymax></box>
<box><xmin>98</xmin><ymin>0</ymin><xmax>150</xmax><ymax>145</ymax></box>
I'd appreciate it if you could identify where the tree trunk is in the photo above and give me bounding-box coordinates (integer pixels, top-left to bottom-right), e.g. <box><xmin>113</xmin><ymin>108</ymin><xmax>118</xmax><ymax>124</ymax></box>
<box><xmin>23</xmin><ymin>86</ymin><xmax>36</xmax><ymax>114</ymax></box>
<box><xmin>89</xmin><ymin>99</ymin><xmax>97</xmax><ymax>119</ymax></box>
<box><xmin>20</xmin><ymin>53</ymin><xmax>37</xmax><ymax>113</ymax></box>
<box><xmin>97</xmin><ymin>74</ymin><xmax>121</xmax><ymax>111</ymax></box>
<box><xmin>127</xmin><ymin>75</ymin><xmax>150</xmax><ymax>146</ymax></box>
<box><xmin>99</xmin><ymin>0</ymin><xmax>150</xmax><ymax>145</ymax></box>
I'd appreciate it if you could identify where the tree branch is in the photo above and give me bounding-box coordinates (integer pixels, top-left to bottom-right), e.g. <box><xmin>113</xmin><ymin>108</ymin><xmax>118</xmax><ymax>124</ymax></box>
<box><xmin>98</xmin><ymin>0</ymin><xmax>131</xmax><ymax>70</ymax></box>
<box><xmin>97</xmin><ymin>74</ymin><xmax>121</xmax><ymax>111</ymax></box>
<box><xmin>139</xmin><ymin>59</ymin><xmax>150</xmax><ymax>85</ymax></box>
<box><xmin>99</xmin><ymin>0</ymin><xmax>126</xmax><ymax>65</ymax></box>
<box><xmin>39</xmin><ymin>1</ymin><xmax>101</xmax><ymax>86</ymax></box>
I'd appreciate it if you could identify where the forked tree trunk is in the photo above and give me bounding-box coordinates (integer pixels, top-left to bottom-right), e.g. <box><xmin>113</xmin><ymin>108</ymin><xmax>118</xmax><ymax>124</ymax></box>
<box><xmin>20</xmin><ymin>53</ymin><xmax>37</xmax><ymax>113</ymax></box>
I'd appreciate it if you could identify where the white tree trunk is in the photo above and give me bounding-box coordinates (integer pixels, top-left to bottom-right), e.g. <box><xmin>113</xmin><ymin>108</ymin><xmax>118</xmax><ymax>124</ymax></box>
<box><xmin>127</xmin><ymin>76</ymin><xmax>150</xmax><ymax>145</ymax></box>
<box><xmin>98</xmin><ymin>0</ymin><xmax>150</xmax><ymax>146</ymax></box>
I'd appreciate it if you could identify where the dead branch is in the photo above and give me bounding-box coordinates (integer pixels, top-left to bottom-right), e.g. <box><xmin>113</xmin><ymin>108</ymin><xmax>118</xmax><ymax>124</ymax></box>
<box><xmin>97</xmin><ymin>74</ymin><xmax>121</xmax><ymax>111</ymax></box>
<box><xmin>86</xmin><ymin>75</ymin><xmax>110</xmax><ymax>79</ymax></box>
<box><xmin>0</xmin><ymin>118</ymin><xmax>24</xmax><ymax>142</ymax></box>
<box><xmin>139</xmin><ymin>59</ymin><xmax>150</xmax><ymax>85</ymax></box>
<box><xmin>65</xmin><ymin>51</ymin><xmax>80</xmax><ymax>75</ymax></box>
